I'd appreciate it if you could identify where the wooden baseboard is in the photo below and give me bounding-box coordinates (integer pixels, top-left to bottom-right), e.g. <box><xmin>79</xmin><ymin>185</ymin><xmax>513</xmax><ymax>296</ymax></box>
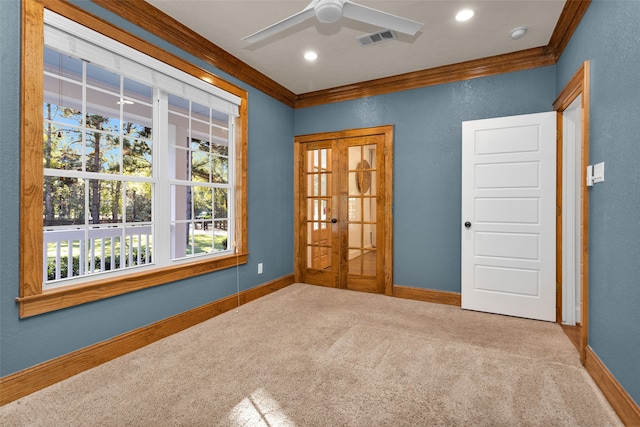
<box><xmin>393</xmin><ymin>285</ymin><xmax>461</xmax><ymax>306</ymax></box>
<box><xmin>391</xmin><ymin>287</ymin><xmax>639</xmax><ymax>425</ymax></box>
<box><xmin>585</xmin><ymin>346</ymin><xmax>640</xmax><ymax>426</ymax></box>
<box><xmin>0</xmin><ymin>274</ymin><xmax>294</xmax><ymax>406</ymax></box>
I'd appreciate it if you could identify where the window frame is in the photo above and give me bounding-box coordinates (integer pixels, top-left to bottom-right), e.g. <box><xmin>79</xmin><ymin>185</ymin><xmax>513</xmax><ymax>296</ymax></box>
<box><xmin>18</xmin><ymin>0</ymin><xmax>248</xmax><ymax>318</ymax></box>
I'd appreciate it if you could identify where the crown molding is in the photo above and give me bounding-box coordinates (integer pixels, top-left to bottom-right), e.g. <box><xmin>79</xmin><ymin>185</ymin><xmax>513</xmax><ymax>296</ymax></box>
<box><xmin>91</xmin><ymin>0</ymin><xmax>297</xmax><ymax>107</ymax></box>
<box><xmin>548</xmin><ymin>0</ymin><xmax>592</xmax><ymax>61</ymax></box>
<box><xmin>295</xmin><ymin>46</ymin><xmax>556</xmax><ymax>108</ymax></box>
<box><xmin>89</xmin><ymin>0</ymin><xmax>590</xmax><ymax>109</ymax></box>
<box><xmin>295</xmin><ymin>0</ymin><xmax>591</xmax><ymax>108</ymax></box>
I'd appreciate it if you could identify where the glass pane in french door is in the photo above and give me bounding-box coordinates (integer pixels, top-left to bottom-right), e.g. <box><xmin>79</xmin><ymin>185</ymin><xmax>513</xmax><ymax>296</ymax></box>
<box><xmin>306</xmin><ymin>147</ymin><xmax>332</xmax><ymax>270</ymax></box>
<box><xmin>347</xmin><ymin>143</ymin><xmax>377</xmax><ymax>276</ymax></box>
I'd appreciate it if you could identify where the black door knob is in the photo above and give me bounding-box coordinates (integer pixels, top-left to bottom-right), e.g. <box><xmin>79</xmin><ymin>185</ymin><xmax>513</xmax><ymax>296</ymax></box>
<box><xmin>464</xmin><ymin>221</ymin><xmax>471</xmax><ymax>228</ymax></box>
<box><xmin>331</xmin><ymin>218</ymin><xmax>338</xmax><ymax>223</ymax></box>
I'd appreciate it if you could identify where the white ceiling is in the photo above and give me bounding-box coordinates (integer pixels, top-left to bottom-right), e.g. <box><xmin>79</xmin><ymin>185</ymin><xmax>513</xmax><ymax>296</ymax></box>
<box><xmin>146</xmin><ymin>0</ymin><xmax>566</xmax><ymax>94</ymax></box>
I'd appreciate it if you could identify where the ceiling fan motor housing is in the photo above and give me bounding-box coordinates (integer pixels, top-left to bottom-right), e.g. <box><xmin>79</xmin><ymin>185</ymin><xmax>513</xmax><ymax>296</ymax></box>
<box><xmin>315</xmin><ymin>0</ymin><xmax>344</xmax><ymax>24</ymax></box>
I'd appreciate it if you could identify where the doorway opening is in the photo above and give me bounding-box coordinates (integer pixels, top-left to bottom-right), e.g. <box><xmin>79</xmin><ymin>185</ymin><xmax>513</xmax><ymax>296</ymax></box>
<box><xmin>554</xmin><ymin>61</ymin><xmax>590</xmax><ymax>364</ymax></box>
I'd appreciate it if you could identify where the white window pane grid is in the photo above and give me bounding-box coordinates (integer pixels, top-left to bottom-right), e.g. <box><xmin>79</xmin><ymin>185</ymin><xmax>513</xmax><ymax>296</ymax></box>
<box><xmin>42</xmin><ymin>18</ymin><xmax>239</xmax><ymax>287</ymax></box>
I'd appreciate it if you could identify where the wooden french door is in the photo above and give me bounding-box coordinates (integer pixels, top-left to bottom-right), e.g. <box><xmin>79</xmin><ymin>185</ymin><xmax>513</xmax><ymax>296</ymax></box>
<box><xmin>294</xmin><ymin>126</ymin><xmax>393</xmax><ymax>295</ymax></box>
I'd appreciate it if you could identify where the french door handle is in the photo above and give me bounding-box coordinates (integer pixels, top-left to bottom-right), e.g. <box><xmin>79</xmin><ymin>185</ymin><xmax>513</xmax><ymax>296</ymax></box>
<box><xmin>331</xmin><ymin>218</ymin><xmax>338</xmax><ymax>224</ymax></box>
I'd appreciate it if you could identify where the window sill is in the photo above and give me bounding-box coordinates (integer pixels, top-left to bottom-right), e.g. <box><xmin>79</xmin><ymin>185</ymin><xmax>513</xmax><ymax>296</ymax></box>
<box><xmin>16</xmin><ymin>252</ymin><xmax>248</xmax><ymax>318</ymax></box>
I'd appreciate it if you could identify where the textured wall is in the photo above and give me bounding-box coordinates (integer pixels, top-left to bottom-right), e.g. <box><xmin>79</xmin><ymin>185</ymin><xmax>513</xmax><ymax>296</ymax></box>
<box><xmin>0</xmin><ymin>1</ymin><xmax>294</xmax><ymax>376</ymax></box>
<box><xmin>0</xmin><ymin>0</ymin><xmax>22</xmax><ymax>376</ymax></box>
<box><xmin>556</xmin><ymin>0</ymin><xmax>640</xmax><ymax>406</ymax></box>
<box><xmin>295</xmin><ymin>67</ymin><xmax>556</xmax><ymax>293</ymax></box>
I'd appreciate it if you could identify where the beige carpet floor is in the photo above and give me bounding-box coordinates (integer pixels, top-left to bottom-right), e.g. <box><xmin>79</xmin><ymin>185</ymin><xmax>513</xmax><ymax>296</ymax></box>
<box><xmin>1</xmin><ymin>283</ymin><xmax>622</xmax><ymax>426</ymax></box>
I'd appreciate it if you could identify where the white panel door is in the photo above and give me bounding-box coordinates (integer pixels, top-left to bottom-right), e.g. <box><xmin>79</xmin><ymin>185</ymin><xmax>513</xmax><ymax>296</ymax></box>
<box><xmin>461</xmin><ymin>112</ymin><xmax>556</xmax><ymax>321</ymax></box>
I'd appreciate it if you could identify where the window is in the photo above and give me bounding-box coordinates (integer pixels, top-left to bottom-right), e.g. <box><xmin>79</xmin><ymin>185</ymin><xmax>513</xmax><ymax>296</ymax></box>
<box><xmin>19</xmin><ymin>3</ymin><xmax>248</xmax><ymax>317</ymax></box>
<box><xmin>43</xmin><ymin>46</ymin><xmax>156</xmax><ymax>287</ymax></box>
<box><xmin>167</xmin><ymin>94</ymin><xmax>232</xmax><ymax>259</ymax></box>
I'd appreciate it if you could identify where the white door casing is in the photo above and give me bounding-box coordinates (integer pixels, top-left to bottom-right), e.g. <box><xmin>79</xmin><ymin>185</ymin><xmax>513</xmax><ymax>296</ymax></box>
<box><xmin>562</xmin><ymin>95</ymin><xmax>582</xmax><ymax>326</ymax></box>
<box><xmin>461</xmin><ymin>112</ymin><xmax>556</xmax><ymax>322</ymax></box>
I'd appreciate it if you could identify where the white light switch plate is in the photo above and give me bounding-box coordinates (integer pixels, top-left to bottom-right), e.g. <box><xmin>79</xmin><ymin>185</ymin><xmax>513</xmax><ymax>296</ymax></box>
<box><xmin>593</xmin><ymin>162</ymin><xmax>605</xmax><ymax>183</ymax></box>
<box><xmin>587</xmin><ymin>165</ymin><xmax>594</xmax><ymax>186</ymax></box>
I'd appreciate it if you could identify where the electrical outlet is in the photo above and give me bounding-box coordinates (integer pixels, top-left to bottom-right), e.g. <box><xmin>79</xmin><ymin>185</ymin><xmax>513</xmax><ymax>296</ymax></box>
<box><xmin>258</xmin><ymin>263</ymin><xmax>263</xmax><ymax>274</ymax></box>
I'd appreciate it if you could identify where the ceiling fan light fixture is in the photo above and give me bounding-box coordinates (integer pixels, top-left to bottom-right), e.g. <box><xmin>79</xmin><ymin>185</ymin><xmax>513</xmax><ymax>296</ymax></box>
<box><xmin>315</xmin><ymin>0</ymin><xmax>344</xmax><ymax>24</ymax></box>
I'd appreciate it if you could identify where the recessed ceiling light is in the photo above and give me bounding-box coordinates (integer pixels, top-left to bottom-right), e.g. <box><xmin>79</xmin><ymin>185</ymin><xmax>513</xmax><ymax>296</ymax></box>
<box><xmin>456</xmin><ymin>9</ymin><xmax>474</xmax><ymax>22</ymax></box>
<box><xmin>304</xmin><ymin>51</ymin><xmax>318</xmax><ymax>62</ymax></box>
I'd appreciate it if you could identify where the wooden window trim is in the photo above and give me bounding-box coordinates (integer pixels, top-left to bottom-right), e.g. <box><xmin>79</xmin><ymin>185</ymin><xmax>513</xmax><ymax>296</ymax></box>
<box><xmin>17</xmin><ymin>0</ymin><xmax>249</xmax><ymax>318</ymax></box>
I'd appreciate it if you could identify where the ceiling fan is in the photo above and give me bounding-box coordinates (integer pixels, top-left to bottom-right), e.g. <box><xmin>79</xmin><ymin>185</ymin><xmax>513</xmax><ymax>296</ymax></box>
<box><xmin>242</xmin><ymin>0</ymin><xmax>424</xmax><ymax>44</ymax></box>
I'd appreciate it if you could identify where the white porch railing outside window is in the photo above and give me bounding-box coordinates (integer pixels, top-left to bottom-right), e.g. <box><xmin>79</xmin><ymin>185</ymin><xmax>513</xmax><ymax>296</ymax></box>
<box><xmin>44</xmin><ymin>225</ymin><xmax>153</xmax><ymax>286</ymax></box>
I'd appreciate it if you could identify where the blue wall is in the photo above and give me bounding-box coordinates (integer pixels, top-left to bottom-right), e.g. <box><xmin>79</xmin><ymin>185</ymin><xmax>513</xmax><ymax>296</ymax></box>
<box><xmin>0</xmin><ymin>0</ymin><xmax>294</xmax><ymax>376</ymax></box>
<box><xmin>556</xmin><ymin>0</ymin><xmax>640</xmax><ymax>406</ymax></box>
<box><xmin>295</xmin><ymin>67</ymin><xmax>556</xmax><ymax>292</ymax></box>
<box><xmin>0</xmin><ymin>0</ymin><xmax>22</xmax><ymax>376</ymax></box>
<box><xmin>1</xmin><ymin>0</ymin><xmax>638</xmax><ymax>410</ymax></box>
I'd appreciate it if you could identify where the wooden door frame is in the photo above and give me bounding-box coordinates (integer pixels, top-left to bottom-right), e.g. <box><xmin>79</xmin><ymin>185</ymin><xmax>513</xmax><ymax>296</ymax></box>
<box><xmin>294</xmin><ymin>125</ymin><xmax>394</xmax><ymax>296</ymax></box>
<box><xmin>553</xmin><ymin>61</ymin><xmax>590</xmax><ymax>364</ymax></box>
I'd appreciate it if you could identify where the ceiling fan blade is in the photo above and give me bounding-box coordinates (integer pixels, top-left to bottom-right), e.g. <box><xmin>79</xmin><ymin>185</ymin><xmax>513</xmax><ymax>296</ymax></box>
<box><xmin>242</xmin><ymin>4</ymin><xmax>316</xmax><ymax>44</ymax></box>
<box><xmin>342</xmin><ymin>1</ymin><xmax>424</xmax><ymax>36</ymax></box>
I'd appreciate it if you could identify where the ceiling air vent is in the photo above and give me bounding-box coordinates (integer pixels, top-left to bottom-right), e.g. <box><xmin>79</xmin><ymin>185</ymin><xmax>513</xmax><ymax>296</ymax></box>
<box><xmin>356</xmin><ymin>29</ymin><xmax>397</xmax><ymax>47</ymax></box>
